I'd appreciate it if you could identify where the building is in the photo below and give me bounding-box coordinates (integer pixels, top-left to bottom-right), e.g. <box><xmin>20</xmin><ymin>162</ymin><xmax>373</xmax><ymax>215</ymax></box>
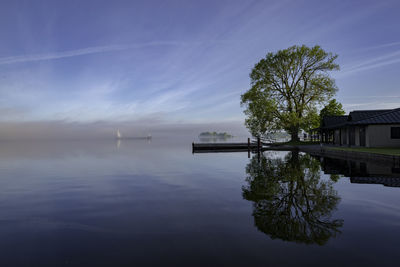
<box><xmin>318</xmin><ymin>108</ymin><xmax>400</xmax><ymax>147</ymax></box>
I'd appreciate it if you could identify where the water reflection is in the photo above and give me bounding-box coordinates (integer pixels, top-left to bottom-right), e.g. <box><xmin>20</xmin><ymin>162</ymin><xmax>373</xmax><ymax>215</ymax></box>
<box><xmin>316</xmin><ymin>156</ymin><xmax>400</xmax><ymax>187</ymax></box>
<box><xmin>242</xmin><ymin>151</ymin><xmax>343</xmax><ymax>245</ymax></box>
<box><xmin>116</xmin><ymin>137</ymin><xmax>152</xmax><ymax>149</ymax></box>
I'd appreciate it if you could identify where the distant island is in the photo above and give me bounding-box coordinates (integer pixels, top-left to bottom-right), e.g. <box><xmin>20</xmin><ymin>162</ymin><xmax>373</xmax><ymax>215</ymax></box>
<box><xmin>199</xmin><ymin>132</ymin><xmax>233</xmax><ymax>140</ymax></box>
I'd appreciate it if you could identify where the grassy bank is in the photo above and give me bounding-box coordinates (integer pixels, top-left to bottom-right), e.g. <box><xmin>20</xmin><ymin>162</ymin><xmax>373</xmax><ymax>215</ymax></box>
<box><xmin>326</xmin><ymin>146</ymin><xmax>400</xmax><ymax>156</ymax></box>
<box><xmin>271</xmin><ymin>140</ymin><xmax>320</xmax><ymax>146</ymax></box>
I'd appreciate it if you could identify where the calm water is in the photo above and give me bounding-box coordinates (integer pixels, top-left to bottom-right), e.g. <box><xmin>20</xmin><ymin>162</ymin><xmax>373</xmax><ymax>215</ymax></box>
<box><xmin>0</xmin><ymin>139</ymin><xmax>399</xmax><ymax>266</ymax></box>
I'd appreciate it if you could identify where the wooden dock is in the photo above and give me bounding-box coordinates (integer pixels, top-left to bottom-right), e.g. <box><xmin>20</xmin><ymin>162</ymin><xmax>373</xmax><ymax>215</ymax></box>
<box><xmin>192</xmin><ymin>138</ymin><xmax>262</xmax><ymax>153</ymax></box>
<box><xmin>193</xmin><ymin>142</ymin><xmax>258</xmax><ymax>150</ymax></box>
<box><xmin>192</xmin><ymin>138</ymin><xmax>299</xmax><ymax>154</ymax></box>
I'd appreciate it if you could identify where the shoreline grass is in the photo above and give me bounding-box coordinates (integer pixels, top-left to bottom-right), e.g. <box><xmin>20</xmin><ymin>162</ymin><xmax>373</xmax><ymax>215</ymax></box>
<box><xmin>271</xmin><ymin>140</ymin><xmax>320</xmax><ymax>146</ymax></box>
<box><xmin>326</xmin><ymin>146</ymin><xmax>400</xmax><ymax>156</ymax></box>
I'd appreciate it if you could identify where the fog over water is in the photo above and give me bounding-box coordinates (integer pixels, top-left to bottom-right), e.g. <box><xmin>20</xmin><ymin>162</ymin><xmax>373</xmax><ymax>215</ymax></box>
<box><xmin>0</xmin><ymin>120</ymin><xmax>249</xmax><ymax>141</ymax></box>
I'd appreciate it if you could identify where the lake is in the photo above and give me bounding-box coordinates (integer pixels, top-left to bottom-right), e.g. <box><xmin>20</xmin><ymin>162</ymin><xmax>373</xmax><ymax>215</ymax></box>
<box><xmin>0</xmin><ymin>138</ymin><xmax>399</xmax><ymax>266</ymax></box>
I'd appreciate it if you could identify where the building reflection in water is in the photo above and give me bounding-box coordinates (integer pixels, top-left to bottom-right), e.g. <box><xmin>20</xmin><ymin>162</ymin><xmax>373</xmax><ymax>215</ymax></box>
<box><xmin>315</xmin><ymin>155</ymin><xmax>400</xmax><ymax>188</ymax></box>
<box><xmin>242</xmin><ymin>151</ymin><xmax>343</xmax><ymax>245</ymax></box>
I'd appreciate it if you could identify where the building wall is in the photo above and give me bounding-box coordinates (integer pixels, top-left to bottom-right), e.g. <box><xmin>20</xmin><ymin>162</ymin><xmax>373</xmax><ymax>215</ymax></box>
<box><xmin>354</xmin><ymin>126</ymin><xmax>360</xmax><ymax>146</ymax></box>
<box><xmin>348</xmin><ymin>126</ymin><xmax>360</xmax><ymax>146</ymax></box>
<box><xmin>365</xmin><ymin>126</ymin><xmax>370</xmax><ymax>147</ymax></box>
<box><xmin>334</xmin><ymin>129</ymin><xmax>340</xmax><ymax>145</ymax></box>
<box><xmin>341</xmin><ymin>128</ymin><xmax>347</xmax><ymax>145</ymax></box>
<box><xmin>366</xmin><ymin>124</ymin><xmax>400</xmax><ymax>147</ymax></box>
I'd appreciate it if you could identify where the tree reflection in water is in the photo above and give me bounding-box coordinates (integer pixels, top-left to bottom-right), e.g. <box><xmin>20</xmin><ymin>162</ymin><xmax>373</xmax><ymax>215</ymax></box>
<box><xmin>242</xmin><ymin>151</ymin><xmax>343</xmax><ymax>245</ymax></box>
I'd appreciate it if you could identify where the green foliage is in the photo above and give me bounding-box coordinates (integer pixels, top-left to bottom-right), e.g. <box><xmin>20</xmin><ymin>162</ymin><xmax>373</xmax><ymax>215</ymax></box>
<box><xmin>199</xmin><ymin>132</ymin><xmax>233</xmax><ymax>138</ymax></box>
<box><xmin>242</xmin><ymin>152</ymin><xmax>343</xmax><ymax>245</ymax></box>
<box><xmin>242</xmin><ymin>90</ymin><xmax>277</xmax><ymax>138</ymax></box>
<box><xmin>319</xmin><ymin>99</ymin><xmax>346</xmax><ymax>124</ymax></box>
<box><xmin>241</xmin><ymin>45</ymin><xmax>339</xmax><ymax>141</ymax></box>
<box><xmin>303</xmin><ymin>107</ymin><xmax>320</xmax><ymax>132</ymax></box>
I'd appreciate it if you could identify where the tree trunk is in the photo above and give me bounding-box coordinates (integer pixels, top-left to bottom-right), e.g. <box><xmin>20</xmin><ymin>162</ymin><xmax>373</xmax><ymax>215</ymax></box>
<box><xmin>290</xmin><ymin>126</ymin><xmax>300</xmax><ymax>142</ymax></box>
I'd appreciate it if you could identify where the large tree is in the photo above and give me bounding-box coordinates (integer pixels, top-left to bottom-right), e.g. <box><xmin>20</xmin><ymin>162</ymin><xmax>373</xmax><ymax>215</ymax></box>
<box><xmin>241</xmin><ymin>45</ymin><xmax>339</xmax><ymax>141</ymax></box>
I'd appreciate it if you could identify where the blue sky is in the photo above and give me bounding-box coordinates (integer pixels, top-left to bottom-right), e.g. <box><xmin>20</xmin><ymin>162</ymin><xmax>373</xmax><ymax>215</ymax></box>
<box><xmin>1</xmin><ymin>0</ymin><xmax>400</xmax><ymax>124</ymax></box>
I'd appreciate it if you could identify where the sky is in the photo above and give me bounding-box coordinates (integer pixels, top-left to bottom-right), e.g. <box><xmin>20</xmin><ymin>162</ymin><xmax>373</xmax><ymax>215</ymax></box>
<box><xmin>0</xmin><ymin>0</ymin><xmax>400</xmax><ymax>138</ymax></box>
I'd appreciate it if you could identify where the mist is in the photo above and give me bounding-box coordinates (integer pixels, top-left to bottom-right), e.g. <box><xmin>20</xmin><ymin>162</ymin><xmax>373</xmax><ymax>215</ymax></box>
<box><xmin>0</xmin><ymin>119</ymin><xmax>249</xmax><ymax>141</ymax></box>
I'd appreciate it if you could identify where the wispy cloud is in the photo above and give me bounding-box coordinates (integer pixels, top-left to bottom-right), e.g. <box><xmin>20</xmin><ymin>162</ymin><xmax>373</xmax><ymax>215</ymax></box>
<box><xmin>1</xmin><ymin>0</ymin><xmax>399</xmax><ymax>124</ymax></box>
<box><xmin>343</xmin><ymin>101</ymin><xmax>400</xmax><ymax>111</ymax></box>
<box><xmin>340</xmin><ymin>49</ymin><xmax>400</xmax><ymax>76</ymax></box>
<box><xmin>0</xmin><ymin>41</ymin><xmax>196</xmax><ymax>65</ymax></box>
<box><xmin>361</xmin><ymin>41</ymin><xmax>400</xmax><ymax>51</ymax></box>
<box><xmin>343</xmin><ymin>95</ymin><xmax>400</xmax><ymax>99</ymax></box>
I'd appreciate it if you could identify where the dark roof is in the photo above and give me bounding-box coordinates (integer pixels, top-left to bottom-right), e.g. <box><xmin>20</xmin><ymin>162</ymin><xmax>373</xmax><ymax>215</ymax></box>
<box><xmin>320</xmin><ymin>107</ymin><xmax>400</xmax><ymax>129</ymax></box>
<box><xmin>348</xmin><ymin>109</ymin><xmax>392</xmax><ymax>122</ymax></box>
<box><xmin>322</xmin><ymin>115</ymin><xmax>348</xmax><ymax>129</ymax></box>
<box><xmin>349</xmin><ymin>108</ymin><xmax>400</xmax><ymax>125</ymax></box>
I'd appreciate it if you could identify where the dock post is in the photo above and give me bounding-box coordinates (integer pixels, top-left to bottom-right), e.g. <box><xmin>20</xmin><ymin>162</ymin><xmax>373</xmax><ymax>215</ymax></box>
<box><xmin>247</xmin><ymin>138</ymin><xmax>251</xmax><ymax>158</ymax></box>
<box><xmin>257</xmin><ymin>137</ymin><xmax>261</xmax><ymax>151</ymax></box>
<box><xmin>192</xmin><ymin>142</ymin><xmax>194</xmax><ymax>154</ymax></box>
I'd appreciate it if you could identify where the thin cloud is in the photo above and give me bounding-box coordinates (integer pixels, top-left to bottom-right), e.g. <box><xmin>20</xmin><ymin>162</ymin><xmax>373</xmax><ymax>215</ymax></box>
<box><xmin>340</xmin><ymin>50</ymin><xmax>400</xmax><ymax>76</ymax></box>
<box><xmin>0</xmin><ymin>41</ymin><xmax>194</xmax><ymax>65</ymax></box>
<box><xmin>343</xmin><ymin>101</ymin><xmax>400</xmax><ymax>111</ymax></box>
<box><xmin>343</xmin><ymin>95</ymin><xmax>400</xmax><ymax>99</ymax></box>
<box><xmin>361</xmin><ymin>41</ymin><xmax>400</xmax><ymax>51</ymax></box>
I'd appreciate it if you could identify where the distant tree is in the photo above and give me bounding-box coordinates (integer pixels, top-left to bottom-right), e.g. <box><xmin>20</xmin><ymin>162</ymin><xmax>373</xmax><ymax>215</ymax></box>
<box><xmin>241</xmin><ymin>45</ymin><xmax>339</xmax><ymax>141</ymax></box>
<box><xmin>319</xmin><ymin>99</ymin><xmax>346</xmax><ymax>124</ymax></box>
